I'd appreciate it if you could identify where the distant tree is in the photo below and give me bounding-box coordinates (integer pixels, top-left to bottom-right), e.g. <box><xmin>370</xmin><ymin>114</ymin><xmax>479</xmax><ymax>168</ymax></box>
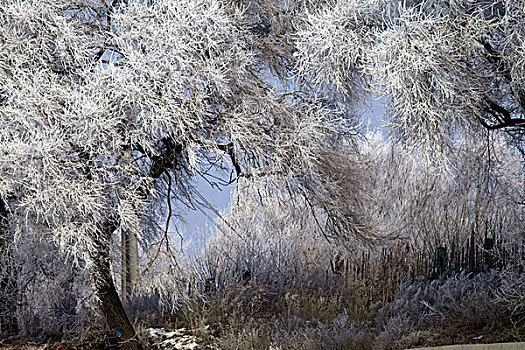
<box><xmin>357</xmin><ymin>133</ymin><xmax>525</xmax><ymax>247</ymax></box>
<box><xmin>197</xmin><ymin>183</ymin><xmax>342</xmax><ymax>289</ymax></box>
<box><xmin>0</xmin><ymin>0</ymin><xmax>357</xmax><ymax>348</ymax></box>
<box><xmin>120</xmin><ymin>229</ymin><xmax>139</xmax><ymax>306</ymax></box>
<box><xmin>295</xmin><ymin>0</ymin><xmax>525</xmax><ymax>165</ymax></box>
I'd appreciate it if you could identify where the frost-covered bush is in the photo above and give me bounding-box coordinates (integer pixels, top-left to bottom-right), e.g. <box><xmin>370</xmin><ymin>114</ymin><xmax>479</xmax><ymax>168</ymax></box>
<box><xmin>0</xmin><ymin>232</ymin><xmax>98</xmax><ymax>339</ymax></box>
<box><xmin>497</xmin><ymin>243</ymin><xmax>525</xmax><ymax>321</ymax></box>
<box><xmin>375</xmin><ymin>270</ymin><xmax>508</xmax><ymax>349</ymax></box>
<box><xmin>360</xmin><ymin>132</ymin><xmax>525</xmax><ymax>250</ymax></box>
<box><xmin>271</xmin><ymin>310</ymin><xmax>373</xmax><ymax>350</ymax></box>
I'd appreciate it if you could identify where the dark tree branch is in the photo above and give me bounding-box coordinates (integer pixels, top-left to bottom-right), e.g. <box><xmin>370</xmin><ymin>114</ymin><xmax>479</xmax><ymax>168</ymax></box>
<box><xmin>217</xmin><ymin>142</ymin><xmax>242</xmax><ymax>179</ymax></box>
<box><xmin>132</xmin><ymin>138</ymin><xmax>184</xmax><ymax>202</ymax></box>
<box><xmin>480</xmin><ymin>39</ymin><xmax>513</xmax><ymax>84</ymax></box>
<box><xmin>481</xmin><ymin>98</ymin><xmax>525</xmax><ymax>131</ymax></box>
<box><xmin>148</xmin><ymin>138</ymin><xmax>183</xmax><ymax>179</ymax></box>
<box><xmin>485</xmin><ymin>99</ymin><xmax>511</xmax><ymax>123</ymax></box>
<box><xmin>478</xmin><ymin>116</ymin><xmax>525</xmax><ymax>130</ymax></box>
<box><xmin>480</xmin><ymin>39</ymin><xmax>525</xmax><ymax>114</ymax></box>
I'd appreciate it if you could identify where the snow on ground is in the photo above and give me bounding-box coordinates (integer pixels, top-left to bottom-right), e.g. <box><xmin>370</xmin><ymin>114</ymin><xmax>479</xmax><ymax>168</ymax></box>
<box><xmin>143</xmin><ymin>327</ymin><xmax>200</xmax><ymax>350</ymax></box>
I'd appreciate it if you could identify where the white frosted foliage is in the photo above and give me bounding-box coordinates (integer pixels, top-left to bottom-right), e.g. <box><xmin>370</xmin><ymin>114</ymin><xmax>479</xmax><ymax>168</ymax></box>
<box><xmin>0</xmin><ymin>0</ymin><xmax>348</xmax><ymax>272</ymax></box>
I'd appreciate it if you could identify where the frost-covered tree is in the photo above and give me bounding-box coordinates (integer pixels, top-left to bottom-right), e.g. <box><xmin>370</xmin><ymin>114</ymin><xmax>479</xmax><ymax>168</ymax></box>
<box><xmin>0</xmin><ymin>0</ymin><xmax>357</xmax><ymax>348</ymax></box>
<box><xmin>358</xmin><ymin>133</ymin><xmax>525</xmax><ymax>247</ymax></box>
<box><xmin>295</xmin><ymin>0</ymin><xmax>525</xmax><ymax>164</ymax></box>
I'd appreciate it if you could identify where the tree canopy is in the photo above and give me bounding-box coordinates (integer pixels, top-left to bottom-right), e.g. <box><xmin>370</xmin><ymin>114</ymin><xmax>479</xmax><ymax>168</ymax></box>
<box><xmin>0</xmin><ymin>0</ymin><xmax>344</xmax><ymax>261</ymax></box>
<box><xmin>295</xmin><ymin>0</ymin><xmax>525</xmax><ymax>164</ymax></box>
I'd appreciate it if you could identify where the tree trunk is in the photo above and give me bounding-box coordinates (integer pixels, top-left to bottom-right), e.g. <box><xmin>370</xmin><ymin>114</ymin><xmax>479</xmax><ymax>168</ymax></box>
<box><xmin>92</xmin><ymin>226</ymin><xmax>141</xmax><ymax>350</ymax></box>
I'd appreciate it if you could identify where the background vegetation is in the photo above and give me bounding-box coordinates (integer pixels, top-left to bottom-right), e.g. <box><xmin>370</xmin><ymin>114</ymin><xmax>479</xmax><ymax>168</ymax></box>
<box><xmin>1</xmin><ymin>0</ymin><xmax>525</xmax><ymax>349</ymax></box>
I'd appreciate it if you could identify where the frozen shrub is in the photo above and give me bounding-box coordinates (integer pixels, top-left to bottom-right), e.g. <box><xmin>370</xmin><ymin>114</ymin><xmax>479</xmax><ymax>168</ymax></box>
<box><xmin>376</xmin><ymin>270</ymin><xmax>509</xmax><ymax>348</ymax></box>
<box><xmin>497</xmin><ymin>260</ymin><xmax>525</xmax><ymax>322</ymax></box>
<box><xmin>0</xmin><ymin>232</ymin><xmax>99</xmax><ymax>340</ymax></box>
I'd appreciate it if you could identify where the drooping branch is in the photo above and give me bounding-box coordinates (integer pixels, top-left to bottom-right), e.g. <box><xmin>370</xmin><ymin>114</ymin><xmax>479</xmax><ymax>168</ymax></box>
<box><xmin>480</xmin><ymin>39</ymin><xmax>513</xmax><ymax>84</ymax></box>
<box><xmin>480</xmin><ymin>99</ymin><xmax>525</xmax><ymax>130</ymax></box>
<box><xmin>480</xmin><ymin>39</ymin><xmax>525</xmax><ymax>121</ymax></box>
